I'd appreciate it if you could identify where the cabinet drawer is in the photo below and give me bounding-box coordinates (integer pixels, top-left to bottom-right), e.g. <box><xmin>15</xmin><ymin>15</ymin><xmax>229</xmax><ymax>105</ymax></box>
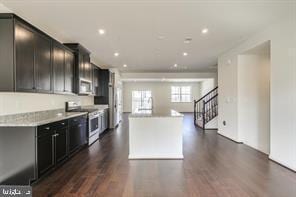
<box><xmin>69</xmin><ymin>115</ymin><xmax>87</xmax><ymax>126</ymax></box>
<box><xmin>38</xmin><ymin>120</ymin><xmax>68</xmax><ymax>137</ymax></box>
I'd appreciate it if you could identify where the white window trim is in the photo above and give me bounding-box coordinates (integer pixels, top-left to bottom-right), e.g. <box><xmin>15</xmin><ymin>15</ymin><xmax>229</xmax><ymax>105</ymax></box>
<box><xmin>171</xmin><ymin>86</ymin><xmax>192</xmax><ymax>103</ymax></box>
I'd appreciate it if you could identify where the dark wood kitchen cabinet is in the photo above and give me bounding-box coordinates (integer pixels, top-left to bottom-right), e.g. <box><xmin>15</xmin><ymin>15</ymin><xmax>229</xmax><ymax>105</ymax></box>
<box><xmin>0</xmin><ymin>13</ymin><xmax>74</xmax><ymax>94</ymax></box>
<box><xmin>53</xmin><ymin>42</ymin><xmax>65</xmax><ymax>93</ymax></box>
<box><xmin>37</xmin><ymin>120</ymin><xmax>68</xmax><ymax>178</ymax></box>
<box><xmin>65</xmin><ymin>51</ymin><xmax>74</xmax><ymax>93</ymax></box>
<box><xmin>55</xmin><ymin>127</ymin><xmax>68</xmax><ymax>164</ymax></box>
<box><xmin>34</xmin><ymin>32</ymin><xmax>52</xmax><ymax>93</ymax></box>
<box><xmin>53</xmin><ymin>41</ymin><xmax>75</xmax><ymax>94</ymax></box>
<box><xmin>15</xmin><ymin>20</ymin><xmax>35</xmax><ymax>92</ymax></box>
<box><xmin>64</xmin><ymin>43</ymin><xmax>92</xmax><ymax>95</ymax></box>
<box><xmin>94</xmin><ymin>69</ymin><xmax>110</xmax><ymax>104</ymax></box>
<box><xmin>37</xmin><ymin>129</ymin><xmax>55</xmax><ymax>178</ymax></box>
<box><xmin>92</xmin><ymin>63</ymin><xmax>100</xmax><ymax>96</ymax></box>
<box><xmin>68</xmin><ymin>115</ymin><xmax>87</xmax><ymax>154</ymax></box>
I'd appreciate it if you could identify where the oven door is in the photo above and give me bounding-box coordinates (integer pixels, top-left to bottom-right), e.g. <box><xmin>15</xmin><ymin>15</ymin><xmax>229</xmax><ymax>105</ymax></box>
<box><xmin>89</xmin><ymin>115</ymin><xmax>99</xmax><ymax>137</ymax></box>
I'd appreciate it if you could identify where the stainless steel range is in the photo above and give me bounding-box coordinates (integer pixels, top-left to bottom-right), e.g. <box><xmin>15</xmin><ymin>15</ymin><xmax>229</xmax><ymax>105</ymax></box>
<box><xmin>66</xmin><ymin>101</ymin><xmax>101</xmax><ymax>145</ymax></box>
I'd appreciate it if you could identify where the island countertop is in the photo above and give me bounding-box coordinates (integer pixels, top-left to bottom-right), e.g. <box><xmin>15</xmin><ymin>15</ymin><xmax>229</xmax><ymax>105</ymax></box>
<box><xmin>129</xmin><ymin>109</ymin><xmax>184</xmax><ymax>118</ymax></box>
<box><xmin>0</xmin><ymin>109</ymin><xmax>87</xmax><ymax>127</ymax></box>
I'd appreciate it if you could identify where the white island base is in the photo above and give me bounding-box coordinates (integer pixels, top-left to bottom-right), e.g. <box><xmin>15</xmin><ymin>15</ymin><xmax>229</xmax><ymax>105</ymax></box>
<box><xmin>128</xmin><ymin>110</ymin><xmax>184</xmax><ymax>159</ymax></box>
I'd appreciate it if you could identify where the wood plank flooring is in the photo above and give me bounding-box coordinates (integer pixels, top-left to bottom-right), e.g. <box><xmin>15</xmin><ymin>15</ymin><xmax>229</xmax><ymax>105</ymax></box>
<box><xmin>33</xmin><ymin>113</ymin><xmax>296</xmax><ymax>197</ymax></box>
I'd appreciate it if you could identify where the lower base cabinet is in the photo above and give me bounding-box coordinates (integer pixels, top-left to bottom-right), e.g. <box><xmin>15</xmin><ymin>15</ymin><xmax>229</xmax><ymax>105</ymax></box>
<box><xmin>37</xmin><ymin>115</ymin><xmax>87</xmax><ymax>180</ymax></box>
<box><xmin>68</xmin><ymin>116</ymin><xmax>87</xmax><ymax>154</ymax></box>
<box><xmin>55</xmin><ymin>128</ymin><xmax>68</xmax><ymax>164</ymax></box>
<box><xmin>37</xmin><ymin>130</ymin><xmax>55</xmax><ymax>178</ymax></box>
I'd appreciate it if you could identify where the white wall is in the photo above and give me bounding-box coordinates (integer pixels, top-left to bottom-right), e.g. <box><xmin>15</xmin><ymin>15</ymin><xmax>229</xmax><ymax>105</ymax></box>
<box><xmin>218</xmin><ymin>56</ymin><xmax>240</xmax><ymax>141</ymax></box>
<box><xmin>218</xmin><ymin>15</ymin><xmax>296</xmax><ymax>170</ymax></box>
<box><xmin>0</xmin><ymin>93</ymin><xmax>94</xmax><ymax>116</ymax></box>
<box><xmin>200</xmin><ymin>79</ymin><xmax>215</xmax><ymax>97</ymax></box>
<box><xmin>238</xmin><ymin>53</ymin><xmax>270</xmax><ymax>154</ymax></box>
<box><xmin>123</xmin><ymin>82</ymin><xmax>201</xmax><ymax>113</ymax></box>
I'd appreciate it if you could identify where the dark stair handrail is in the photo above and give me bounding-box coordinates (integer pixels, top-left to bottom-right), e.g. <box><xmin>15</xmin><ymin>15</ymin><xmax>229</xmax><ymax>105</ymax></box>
<box><xmin>194</xmin><ymin>87</ymin><xmax>218</xmax><ymax>130</ymax></box>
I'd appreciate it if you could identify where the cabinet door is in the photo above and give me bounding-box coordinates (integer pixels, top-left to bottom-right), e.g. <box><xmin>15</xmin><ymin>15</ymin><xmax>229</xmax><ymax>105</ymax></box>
<box><xmin>83</xmin><ymin>54</ymin><xmax>91</xmax><ymax>81</ymax></box>
<box><xmin>53</xmin><ymin>43</ymin><xmax>65</xmax><ymax>93</ymax></box>
<box><xmin>55</xmin><ymin>127</ymin><xmax>68</xmax><ymax>164</ymax></box>
<box><xmin>69</xmin><ymin>124</ymin><xmax>82</xmax><ymax>153</ymax></box>
<box><xmin>78</xmin><ymin>53</ymin><xmax>84</xmax><ymax>79</ymax></box>
<box><xmin>102</xmin><ymin>71</ymin><xmax>109</xmax><ymax>97</ymax></box>
<box><xmin>15</xmin><ymin>21</ymin><xmax>35</xmax><ymax>92</ymax></box>
<box><xmin>34</xmin><ymin>32</ymin><xmax>52</xmax><ymax>93</ymax></box>
<box><xmin>64</xmin><ymin>51</ymin><xmax>74</xmax><ymax>93</ymax></box>
<box><xmin>93</xmin><ymin>66</ymin><xmax>99</xmax><ymax>95</ymax></box>
<box><xmin>80</xmin><ymin>122</ymin><xmax>87</xmax><ymax>146</ymax></box>
<box><xmin>37</xmin><ymin>132</ymin><xmax>55</xmax><ymax>178</ymax></box>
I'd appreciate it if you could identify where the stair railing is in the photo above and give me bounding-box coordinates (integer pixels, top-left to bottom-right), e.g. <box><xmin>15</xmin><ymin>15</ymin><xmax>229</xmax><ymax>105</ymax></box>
<box><xmin>194</xmin><ymin>87</ymin><xmax>218</xmax><ymax>129</ymax></box>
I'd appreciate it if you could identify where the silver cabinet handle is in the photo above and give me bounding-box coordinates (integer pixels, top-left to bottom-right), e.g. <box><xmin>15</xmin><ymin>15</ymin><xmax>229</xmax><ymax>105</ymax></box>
<box><xmin>45</xmin><ymin>127</ymin><xmax>50</xmax><ymax>130</ymax></box>
<box><xmin>61</xmin><ymin>122</ymin><xmax>65</xmax><ymax>125</ymax></box>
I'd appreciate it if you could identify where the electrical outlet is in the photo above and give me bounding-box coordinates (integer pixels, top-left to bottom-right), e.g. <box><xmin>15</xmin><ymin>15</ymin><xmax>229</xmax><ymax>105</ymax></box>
<box><xmin>223</xmin><ymin>121</ymin><xmax>226</xmax><ymax>126</ymax></box>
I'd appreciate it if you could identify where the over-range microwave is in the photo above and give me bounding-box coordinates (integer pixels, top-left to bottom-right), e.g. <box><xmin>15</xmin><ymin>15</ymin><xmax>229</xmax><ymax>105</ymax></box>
<box><xmin>79</xmin><ymin>78</ymin><xmax>93</xmax><ymax>95</ymax></box>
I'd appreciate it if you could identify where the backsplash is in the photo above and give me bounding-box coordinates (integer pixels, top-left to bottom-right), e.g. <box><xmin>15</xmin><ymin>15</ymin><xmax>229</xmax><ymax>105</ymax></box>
<box><xmin>0</xmin><ymin>93</ymin><xmax>94</xmax><ymax>116</ymax></box>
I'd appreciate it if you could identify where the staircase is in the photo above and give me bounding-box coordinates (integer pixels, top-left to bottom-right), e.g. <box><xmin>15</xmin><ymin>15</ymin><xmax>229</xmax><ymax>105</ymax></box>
<box><xmin>194</xmin><ymin>87</ymin><xmax>218</xmax><ymax>130</ymax></box>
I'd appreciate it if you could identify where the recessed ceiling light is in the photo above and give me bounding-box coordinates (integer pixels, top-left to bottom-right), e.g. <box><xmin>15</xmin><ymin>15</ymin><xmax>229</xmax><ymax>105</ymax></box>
<box><xmin>183</xmin><ymin>52</ymin><xmax>188</xmax><ymax>56</ymax></box>
<box><xmin>114</xmin><ymin>52</ymin><xmax>119</xmax><ymax>57</ymax></box>
<box><xmin>123</xmin><ymin>64</ymin><xmax>127</xmax><ymax>68</ymax></box>
<box><xmin>201</xmin><ymin>28</ymin><xmax>209</xmax><ymax>34</ymax></box>
<box><xmin>174</xmin><ymin>64</ymin><xmax>178</xmax><ymax>67</ymax></box>
<box><xmin>98</xmin><ymin>29</ymin><xmax>105</xmax><ymax>35</ymax></box>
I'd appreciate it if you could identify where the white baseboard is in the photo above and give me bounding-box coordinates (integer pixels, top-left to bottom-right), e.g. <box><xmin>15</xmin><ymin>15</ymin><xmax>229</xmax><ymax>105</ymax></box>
<box><xmin>269</xmin><ymin>155</ymin><xmax>296</xmax><ymax>172</ymax></box>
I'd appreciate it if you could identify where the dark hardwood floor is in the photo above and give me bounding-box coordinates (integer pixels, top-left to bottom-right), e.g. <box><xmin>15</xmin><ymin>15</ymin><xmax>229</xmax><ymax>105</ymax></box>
<box><xmin>33</xmin><ymin>113</ymin><xmax>296</xmax><ymax>197</ymax></box>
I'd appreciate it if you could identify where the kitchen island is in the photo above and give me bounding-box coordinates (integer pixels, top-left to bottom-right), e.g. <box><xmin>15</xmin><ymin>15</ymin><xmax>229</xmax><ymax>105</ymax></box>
<box><xmin>128</xmin><ymin>109</ymin><xmax>184</xmax><ymax>159</ymax></box>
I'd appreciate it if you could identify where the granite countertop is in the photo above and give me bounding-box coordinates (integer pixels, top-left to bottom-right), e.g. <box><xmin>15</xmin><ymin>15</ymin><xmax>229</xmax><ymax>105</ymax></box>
<box><xmin>0</xmin><ymin>109</ymin><xmax>87</xmax><ymax>127</ymax></box>
<box><xmin>129</xmin><ymin>109</ymin><xmax>184</xmax><ymax>118</ymax></box>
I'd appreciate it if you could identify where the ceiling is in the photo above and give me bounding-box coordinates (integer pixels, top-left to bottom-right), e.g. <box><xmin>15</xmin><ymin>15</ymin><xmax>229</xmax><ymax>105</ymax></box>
<box><xmin>0</xmin><ymin>0</ymin><xmax>294</xmax><ymax>73</ymax></box>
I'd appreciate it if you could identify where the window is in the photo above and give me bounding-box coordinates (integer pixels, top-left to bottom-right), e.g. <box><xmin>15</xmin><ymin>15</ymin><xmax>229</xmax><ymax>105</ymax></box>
<box><xmin>171</xmin><ymin>86</ymin><xmax>191</xmax><ymax>102</ymax></box>
<box><xmin>132</xmin><ymin>90</ymin><xmax>152</xmax><ymax>112</ymax></box>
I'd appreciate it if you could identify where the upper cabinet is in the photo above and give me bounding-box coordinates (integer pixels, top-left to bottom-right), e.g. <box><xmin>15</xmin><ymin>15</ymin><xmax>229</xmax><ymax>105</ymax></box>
<box><xmin>64</xmin><ymin>51</ymin><xmax>75</xmax><ymax>93</ymax></box>
<box><xmin>34</xmin><ymin>31</ymin><xmax>52</xmax><ymax>93</ymax></box>
<box><xmin>0</xmin><ymin>14</ymin><xmax>75</xmax><ymax>94</ymax></box>
<box><xmin>14</xmin><ymin>20</ymin><xmax>35</xmax><ymax>92</ymax></box>
<box><xmin>52</xmin><ymin>41</ymin><xmax>74</xmax><ymax>94</ymax></box>
<box><xmin>52</xmin><ymin>42</ymin><xmax>65</xmax><ymax>93</ymax></box>
<box><xmin>64</xmin><ymin>43</ymin><xmax>92</xmax><ymax>95</ymax></box>
<box><xmin>92</xmin><ymin>63</ymin><xmax>100</xmax><ymax>96</ymax></box>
